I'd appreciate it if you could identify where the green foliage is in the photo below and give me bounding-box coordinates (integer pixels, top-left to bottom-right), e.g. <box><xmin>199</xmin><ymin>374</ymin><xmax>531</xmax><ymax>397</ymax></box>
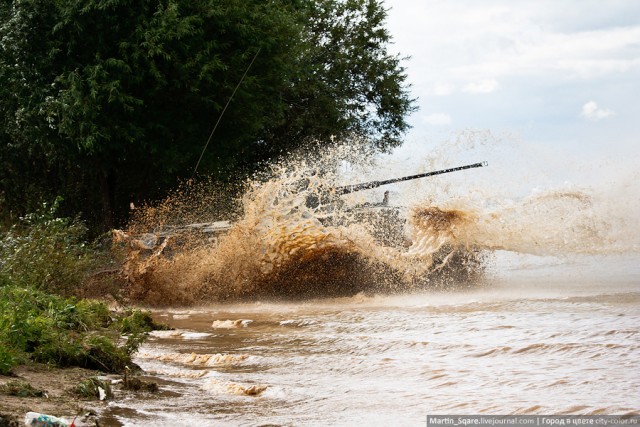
<box><xmin>0</xmin><ymin>346</ymin><xmax>18</xmax><ymax>376</ymax></box>
<box><xmin>116</xmin><ymin>309</ymin><xmax>171</xmax><ymax>355</ymax></box>
<box><xmin>116</xmin><ymin>310</ymin><xmax>168</xmax><ymax>335</ymax></box>
<box><xmin>0</xmin><ymin>282</ymin><xmax>158</xmax><ymax>374</ymax></box>
<box><xmin>0</xmin><ymin>198</ymin><xmax>94</xmax><ymax>295</ymax></box>
<box><xmin>269</xmin><ymin>0</ymin><xmax>416</xmax><ymax>154</ymax></box>
<box><xmin>0</xmin><ymin>202</ymin><xmax>160</xmax><ymax>375</ymax></box>
<box><xmin>0</xmin><ymin>0</ymin><xmax>415</xmax><ymax>231</ymax></box>
<box><xmin>0</xmin><ymin>0</ymin><xmax>301</xmax><ymax>229</ymax></box>
<box><xmin>76</xmin><ymin>335</ymin><xmax>130</xmax><ymax>373</ymax></box>
<box><xmin>72</xmin><ymin>377</ymin><xmax>113</xmax><ymax>400</ymax></box>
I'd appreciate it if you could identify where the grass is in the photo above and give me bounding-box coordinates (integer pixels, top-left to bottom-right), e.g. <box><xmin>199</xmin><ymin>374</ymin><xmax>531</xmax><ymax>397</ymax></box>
<box><xmin>0</xmin><ymin>284</ymin><xmax>159</xmax><ymax>374</ymax></box>
<box><xmin>0</xmin><ymin>199</ymin><xmax>165</xmax><ymax>375</ymax></box>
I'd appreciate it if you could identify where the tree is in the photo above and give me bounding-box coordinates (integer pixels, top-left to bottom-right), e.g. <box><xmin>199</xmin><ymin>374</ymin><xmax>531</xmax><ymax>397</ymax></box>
<box><xmin>265</xmin><ymin>0</ymin><xmax>416</xmax><ymax>156</ymax></box>
<box><xmin>1</xmin><ymin>0</ymin><xmax>300</xmax><ymax>228</ymax></box>
<box><xmin>0</xmin><ymin>0</ymin><xmax>415</xmax><ymax>231</ymax></box>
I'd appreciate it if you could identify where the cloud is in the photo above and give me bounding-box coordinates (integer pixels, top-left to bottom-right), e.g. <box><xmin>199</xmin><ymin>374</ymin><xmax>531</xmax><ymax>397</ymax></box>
<box><xmin>385</xmin><ymin>0</ymin><xmax>636</xmax><ymax>147</ymax></box>
<box><xmin>456</xmin><ymin>30</ymin><xmax>640</xmax><ymax>81</ymax></box>
<box><xmin>432</xmin><ymin>82</ymin><xmax>455</xmax><ymax>96</ymax></box>
<box><xmin>428</xmin><ymin>80</ymin><xmax>499</xmax><ymax>96</ymax></box>
<box><xmin>387</xmin><ymin>1</ymin><xmax>640</xmax><ymax>82</ymax></box>
<box><xmin>423</xmin><ymin>113</ymin><xmax>452</xmax><ymax>126</ymax></box>
<box><xmin>463</xmin><ymin>79</ymin><xmax>499</xmax><ymax>94</ymax></box>
<box><xmin>581</xmin><ymin>101</ymin><xmax>615</xmax><ymax>121</ymax></box>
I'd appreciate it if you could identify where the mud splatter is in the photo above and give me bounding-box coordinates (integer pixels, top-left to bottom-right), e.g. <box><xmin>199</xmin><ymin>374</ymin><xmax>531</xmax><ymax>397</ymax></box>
<box><xmin>115</xmin><ymin>138</ymin><xmax>634</xmax><ymax>306</ymax></box>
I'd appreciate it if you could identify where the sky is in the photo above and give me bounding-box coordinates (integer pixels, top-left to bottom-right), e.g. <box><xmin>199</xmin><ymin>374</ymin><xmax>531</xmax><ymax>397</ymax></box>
<box><xmin>382</xmin><ymin>0</ymin><xmax>640</xmax><ymax>177</ymax></box>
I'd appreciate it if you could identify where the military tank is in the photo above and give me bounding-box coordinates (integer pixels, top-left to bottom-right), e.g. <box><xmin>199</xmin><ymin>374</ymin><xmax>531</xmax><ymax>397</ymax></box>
<box><xmin>118</xmin><ymin>161</ymin><xmax>487</xmax><ymax>249</ymax></box>
<box><xmin>304</xmin><ymin>161</ymin><xmax>487</xmax><ymax>245</ymax></box>
<box><xmin>114</xmin><ymin>161</ymin><xmax>488</xmax><ymax>301</ymax></box>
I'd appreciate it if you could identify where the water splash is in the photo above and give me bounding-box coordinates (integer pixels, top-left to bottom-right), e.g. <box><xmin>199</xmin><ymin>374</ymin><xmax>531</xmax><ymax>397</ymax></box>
<box><xmin>116</xmin><ymin>135</ymin><xmax>637</xmax><ymax>305</ymax></box>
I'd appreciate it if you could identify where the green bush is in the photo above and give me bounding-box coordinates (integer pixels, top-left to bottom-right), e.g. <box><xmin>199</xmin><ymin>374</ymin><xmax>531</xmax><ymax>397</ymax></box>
<box><xmin>0</xmin><ymin>200</ymin><xmax>161</xmax><ymax>374</ymax></box>
<box><xmin>0</xmin><ymin>198</ymin><xmax>94</xmax><ymax>295</ymax></box>
<box><xmin>0</xmin><ymin>346</ymin><xmax>17</xmax><ymax>376</ymax></box>
<box><xmin>114</xmin><ymin>310</ymin><xmax>171</xmax><ymax>355</ymax></box>
<box><xmin>0</xmin><ymin>283</ymin><xmax>157</xmax><ymax>374</ymax></box>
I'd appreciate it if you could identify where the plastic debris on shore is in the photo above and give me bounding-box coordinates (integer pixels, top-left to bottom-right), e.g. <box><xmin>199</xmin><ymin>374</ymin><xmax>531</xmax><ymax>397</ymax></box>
<box><xmin>24</xmin><ymin>412</ymin><xmax>74</xmax><ymax>427</ymax></box>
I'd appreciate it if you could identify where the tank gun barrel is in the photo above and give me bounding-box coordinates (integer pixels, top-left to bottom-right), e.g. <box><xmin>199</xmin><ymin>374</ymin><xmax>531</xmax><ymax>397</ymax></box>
<box><xmin>335</xmin><ymin>161</ymin><xmax>488</xmax><ymax>195</ymax></box>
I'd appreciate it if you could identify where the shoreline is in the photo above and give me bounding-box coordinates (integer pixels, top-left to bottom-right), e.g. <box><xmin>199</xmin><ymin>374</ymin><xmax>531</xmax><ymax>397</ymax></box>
<box><xmin>1</xmin><ymin>364</ymin><xmax>114</xmax><ymax>426</ymax></box>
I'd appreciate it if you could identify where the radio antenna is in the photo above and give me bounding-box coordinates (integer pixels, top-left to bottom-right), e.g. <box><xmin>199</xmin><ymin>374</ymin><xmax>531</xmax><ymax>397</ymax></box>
<box><xmin>192</xmin><ymin>47</ymin><xmax>261</xmax><ymax>178</ymax></box>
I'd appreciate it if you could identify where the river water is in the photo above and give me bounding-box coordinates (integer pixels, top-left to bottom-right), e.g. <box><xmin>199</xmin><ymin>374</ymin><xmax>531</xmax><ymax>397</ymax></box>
<box><xmin>101</xmin><ymin>257</ymin><xmax>640</xmax><ymax>426</ymax></box>
<box><xmin>106</xmin><ymin>141</ymin><xmax>640</xmax><ymax>425</ymax></box>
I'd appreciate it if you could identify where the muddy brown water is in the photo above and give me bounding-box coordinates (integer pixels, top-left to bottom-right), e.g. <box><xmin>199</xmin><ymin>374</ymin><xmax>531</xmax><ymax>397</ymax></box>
<box><xmin>107</xmin><ymin>142</ymin><xmax>640</xmax><ymax>425</ymax></box>
<box><xmin>101</xmin><ymin>266</ymin><xmax>639</xmax><ymax>426</ymax></box>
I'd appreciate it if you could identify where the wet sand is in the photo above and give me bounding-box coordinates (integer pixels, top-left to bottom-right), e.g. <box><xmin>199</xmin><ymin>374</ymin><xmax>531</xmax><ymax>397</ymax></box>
<box><xmin>0</xmin><ymin>365</ymin><xmax>105</xmax><ymax>425</ymax></box>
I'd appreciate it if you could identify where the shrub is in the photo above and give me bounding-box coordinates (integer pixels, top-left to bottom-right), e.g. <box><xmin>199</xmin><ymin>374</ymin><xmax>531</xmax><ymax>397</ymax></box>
<box><xmin>115</xmin><ymin>309</ymin><xmax>171</xmax><ymax>355</ymax></box>
<box><xmin>0</xmin><ymin>198</ymin><xmax>94</xmax><ymax>295</ymax></box>
<box><xmin>0</xmin><ymin>200</ymin><xmax>160</xmax><ymax>374</ymax></box>
<box><xmin>0</xmin><ymin>283</ymin><xmax>157</xmax><ymax>373</ymax></box>
<box><xmin>0</xmin><ymin>346</ymin><xmax>17</xmax><ymax>376</ymax></box>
